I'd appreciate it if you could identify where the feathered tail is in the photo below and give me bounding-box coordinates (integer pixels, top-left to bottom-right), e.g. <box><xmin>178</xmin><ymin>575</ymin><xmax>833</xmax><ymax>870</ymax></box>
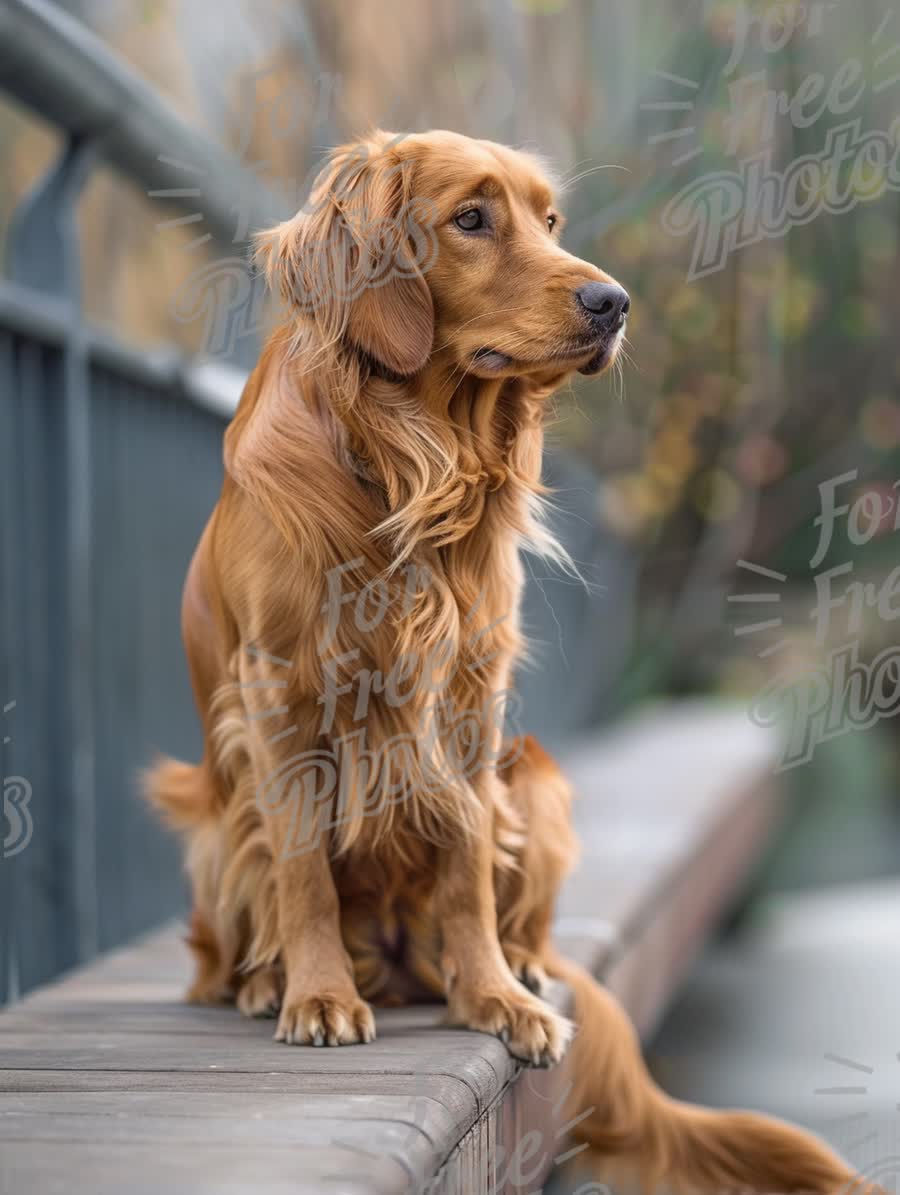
<box><xmin>552</xmin><ymin>952</ymin><xmax>871</xmax><ymax>1194</ymax></box>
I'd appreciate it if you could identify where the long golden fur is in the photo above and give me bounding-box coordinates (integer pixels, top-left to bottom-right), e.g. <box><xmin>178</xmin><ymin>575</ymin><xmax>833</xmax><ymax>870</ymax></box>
<box><xmin>146</xmin><ymin>129</ymin><xmax>860</xmax><ymax>1192</ymax></box>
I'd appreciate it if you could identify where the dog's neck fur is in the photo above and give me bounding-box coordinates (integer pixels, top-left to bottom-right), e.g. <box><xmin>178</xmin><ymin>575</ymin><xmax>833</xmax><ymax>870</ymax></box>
<box><xmin>337</xmin><ymin>362</ymin><xmax>549</xmax><ymax>559</ymax></box>
<box><xmin>230</xmin><ymin>330</ymin><xmax>556</xmax><ymax>563</ymax></box>
<box><xmin>224</xmin><ymin>331</ymin><xmax>566</xmax><ymax>677</ymax></box>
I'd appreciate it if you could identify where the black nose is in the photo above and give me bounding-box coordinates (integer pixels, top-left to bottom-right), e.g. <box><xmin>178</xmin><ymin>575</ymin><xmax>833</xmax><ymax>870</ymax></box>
<box><xmin>576</xmin><ymin>281</ymin><xmax>630</xmax><ymax>331</ymax></box>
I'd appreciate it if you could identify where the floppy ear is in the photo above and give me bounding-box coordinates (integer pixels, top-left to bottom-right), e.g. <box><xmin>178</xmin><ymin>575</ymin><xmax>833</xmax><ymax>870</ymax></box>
<box><xmin>256</xmin><ymin>134</ymin><xmax>435</xmax><ymax>377</ymax></box>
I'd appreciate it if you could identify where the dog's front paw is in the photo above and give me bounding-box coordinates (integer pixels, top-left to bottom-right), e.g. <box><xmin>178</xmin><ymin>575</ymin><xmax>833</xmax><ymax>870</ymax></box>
<box><xmin>275</xmin><ymin>990</ymin><xmax>376</xmax><ymax>1046</ymax></box>
<box><xmin>448</xmin><ymin>983</ymin><xmax>572</xmax><ymax>1067</ymax></box>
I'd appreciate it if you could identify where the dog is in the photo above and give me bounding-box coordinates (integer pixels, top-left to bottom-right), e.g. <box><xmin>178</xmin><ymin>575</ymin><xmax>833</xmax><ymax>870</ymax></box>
<box><xmin>147</xmin><ymin>129</ymin><xmax>857</xmax><ymax>1192</ymax></box>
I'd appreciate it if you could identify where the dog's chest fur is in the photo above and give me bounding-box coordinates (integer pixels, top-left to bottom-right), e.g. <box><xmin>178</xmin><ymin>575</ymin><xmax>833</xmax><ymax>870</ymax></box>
<box><xmin>314</xmin><ymin>528</ymin><xmax>525</xmax><ymax>855</ymax></box>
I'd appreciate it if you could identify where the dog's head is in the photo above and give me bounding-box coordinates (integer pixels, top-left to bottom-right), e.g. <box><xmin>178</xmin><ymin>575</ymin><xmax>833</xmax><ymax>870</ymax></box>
<box><xmin>257</xmin><ymin>128</ymin><xmax>628</xmax><ymax>385</ymax></box>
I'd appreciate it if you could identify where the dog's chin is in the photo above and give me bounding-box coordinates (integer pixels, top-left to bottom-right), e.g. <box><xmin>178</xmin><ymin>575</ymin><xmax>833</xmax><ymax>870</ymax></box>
<box><xmin>577</xmin><ymin>345</ymin><xmax>615</xmax><ymax>376</ymax></box>
<box><xmin>468</xmin><ymin>335</ymin><xmax>621</xmax><ymax>380</ymax></box>
<box><xmin>575</xmin><ymin>328</ymin><xmax>625</xmax><ymax>376</ymax></box>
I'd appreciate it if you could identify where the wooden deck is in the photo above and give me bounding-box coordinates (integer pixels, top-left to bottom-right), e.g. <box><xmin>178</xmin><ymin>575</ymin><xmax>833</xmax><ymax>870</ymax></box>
<box><xmin>0</xmin><ymin>703</ymin><xmax>781</xmax><ymax>1194</ymax></box>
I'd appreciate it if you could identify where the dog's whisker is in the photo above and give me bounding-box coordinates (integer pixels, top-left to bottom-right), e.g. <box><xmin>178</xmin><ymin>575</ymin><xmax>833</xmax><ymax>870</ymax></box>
<box><xmin>561</xmin><ymin>163</ymin><xmax>631</xmax><ymax>189</ymax></box>
<box><xmin>432</xmin><ymin>305</ymin><xmax>525</xmax><ymax>355</ymax></box>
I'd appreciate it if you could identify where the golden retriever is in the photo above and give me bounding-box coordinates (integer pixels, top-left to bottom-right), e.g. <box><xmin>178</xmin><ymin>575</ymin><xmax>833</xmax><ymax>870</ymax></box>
<box><xmin>146</xmin><ymin>129</ymin><xmax>856</xmax><ymax>1192</ymax></box>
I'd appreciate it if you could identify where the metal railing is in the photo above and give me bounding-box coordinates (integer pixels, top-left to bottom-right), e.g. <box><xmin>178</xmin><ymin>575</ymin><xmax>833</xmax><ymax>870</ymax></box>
<box><xmin>0</xmin><ymin>0</ymin><xmax>266</xmax><ymax>1002</ymax></box>
<box><xmin>0</xmin><ymin>0</ymin><xmax>282</xmax><ymax>244</ymax></box>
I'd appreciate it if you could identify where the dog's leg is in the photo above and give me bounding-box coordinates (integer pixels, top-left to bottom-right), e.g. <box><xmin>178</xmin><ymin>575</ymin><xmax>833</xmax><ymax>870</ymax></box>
<box><xmin>270</xmin><ymin>833</ymin><xmax>374</xmax><ymax>1045</ymax></box>
<box><xmin>183</xmin><ymin>906</ymin><xmax>233</xmax><ymax>1005</ymax></box>
<box><xmin>239</xmin><ymin>656</ymin><xmax>375</xmax><ymax>1047</ymax></box>
<box><xmin>496</xmin><ymin>735</ymin><xmax>577</xmax><ymax>998</ymax></box>
<box><xmin>435</xmin><ymin>769</ymin><xmax>572</xmax><ymax>1067</ymax></box>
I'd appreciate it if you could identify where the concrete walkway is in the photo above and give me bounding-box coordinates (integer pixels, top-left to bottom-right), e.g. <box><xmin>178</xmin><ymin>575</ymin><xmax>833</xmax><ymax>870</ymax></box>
<box><xmin>648</xmin><ymin>880</ymin><xmax>900</xmax><ymax>1188</ymax></box>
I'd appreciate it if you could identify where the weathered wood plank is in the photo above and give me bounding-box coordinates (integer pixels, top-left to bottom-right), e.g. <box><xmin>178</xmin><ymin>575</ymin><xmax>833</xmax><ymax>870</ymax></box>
<box><xmin>0</xmin><ymin>1141</ymin><xmax>413</xmax><ymax>1195</ymax></box>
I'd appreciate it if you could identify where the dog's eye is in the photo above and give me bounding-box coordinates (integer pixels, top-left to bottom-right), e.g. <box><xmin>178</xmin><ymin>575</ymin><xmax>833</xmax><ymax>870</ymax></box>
<box><xmin>547</xmin><ymin>213</ymin><xmax>558</xmax><ymax>232</ymax></box>
<box><xmin>454</xmin><ymin>208</ymin><xmax>484</xmax><ymax>232</ymax></box>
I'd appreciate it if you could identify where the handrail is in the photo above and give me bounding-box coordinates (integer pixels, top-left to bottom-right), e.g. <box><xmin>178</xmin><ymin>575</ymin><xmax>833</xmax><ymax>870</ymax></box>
<box><xmin>0</xmin><ymin>279</ymin><xmax>246</xmax><ymax>417</ymax></box>
<box><xmin>0</xmin><ymin>0</ymin><xmax>288</xmax><ymax>246</ymax></box>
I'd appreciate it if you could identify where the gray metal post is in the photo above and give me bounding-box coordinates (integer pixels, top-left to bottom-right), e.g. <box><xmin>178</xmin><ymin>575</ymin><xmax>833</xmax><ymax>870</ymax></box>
<box><xmin>9</xmin><ymin>137</ymin><xmax>100</xmax><ymax>967</ymax></box>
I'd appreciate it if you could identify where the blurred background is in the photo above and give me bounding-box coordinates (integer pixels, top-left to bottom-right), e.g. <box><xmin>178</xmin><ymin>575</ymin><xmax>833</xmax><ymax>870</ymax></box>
<box><xmin>2</xmin><ymin>0</ymin><xmax>899</xmax><ymax>1183</ymax></box>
